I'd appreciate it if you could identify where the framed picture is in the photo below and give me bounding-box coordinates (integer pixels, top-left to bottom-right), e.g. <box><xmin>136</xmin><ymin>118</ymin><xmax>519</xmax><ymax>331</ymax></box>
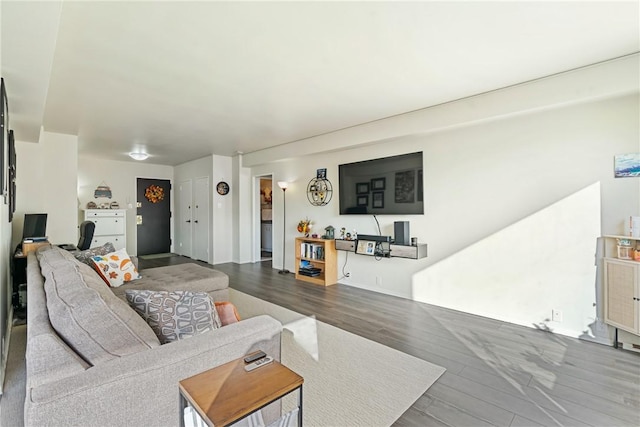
<box><xmin>371</xmin><ymin>177</ymin><xmax>386</xmax><ymax>190</ymax></box>
<box><xmin>372</xmin><ymin>191</ymin><xmax>384</xmax><ymax>208</ymax></box>
<box><xmin>395</xmin><ymin>170</ymin><xmax>415</xmax><ymax>203</ymax></box>
<box><xmin>316</xmin><ymin>168</ymin><xmax>327</xmax><ymax>179</ymax></box>
<box><xmin>614</xmin><ymin>153</ymin><xmax>640</xmax><ymax>178</ymax></box>
<box><xmin>357</xmin><ymin>195</ymin><xmax>368</xmax><ymax>206</ymax></box>
<box><xmin>8</xmin><ymin>130</ymin><xmax>15</xmax><ymax>222</ymax></box>
<box><xmin>417</xmin><ymin>168</ymin><xmax>423</xmax><ymax>202</ymax></box>
<box><xmin>356</xmin><ymin>182</ymin><xmax>369</xmax><ymax>194</ymax></box>
<box><xmin>1</xmin><ymin>77</ymin><xmax>7</xmax><ymax>197</ymax></box>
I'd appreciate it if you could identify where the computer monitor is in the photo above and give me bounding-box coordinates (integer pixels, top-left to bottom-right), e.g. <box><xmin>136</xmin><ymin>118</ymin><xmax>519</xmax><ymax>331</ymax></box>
<box><xmin>22</xmin><ymin>213</ymin><xmax>47</xmax><ymax>239</ymax></box>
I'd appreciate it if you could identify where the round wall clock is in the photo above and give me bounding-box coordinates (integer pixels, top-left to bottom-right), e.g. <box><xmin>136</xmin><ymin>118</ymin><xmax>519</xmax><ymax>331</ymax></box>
<box><xmin>216</xmin><ymin>181</ymin><xmax>230</xmax><ymax>195</ymax></box>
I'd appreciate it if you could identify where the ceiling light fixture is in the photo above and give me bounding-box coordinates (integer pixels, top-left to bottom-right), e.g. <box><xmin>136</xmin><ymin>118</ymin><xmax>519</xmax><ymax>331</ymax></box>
<box><xmin>129</xmin><ymin>152</ymin><xmax>149</xmax><ymax>161</ymax></box>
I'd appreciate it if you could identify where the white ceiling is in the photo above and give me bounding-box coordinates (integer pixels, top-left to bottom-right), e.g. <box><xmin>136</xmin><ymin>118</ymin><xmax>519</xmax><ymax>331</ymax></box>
<box><xmin>1</xmin><ymin>1</ymin><xmax>639</xmax><ymax>166</ymax></box>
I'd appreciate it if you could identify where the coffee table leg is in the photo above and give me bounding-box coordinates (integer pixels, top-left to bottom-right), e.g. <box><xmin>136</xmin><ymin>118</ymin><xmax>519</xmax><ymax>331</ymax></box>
<box><xmin>298</xmin><ymin>385</ymin><xmax>303</xmax><ymax>426</ymax></box>
<box><xmin>179</xmin><ymin>392</ymin><xmax>186</xmax><ymax>427</ymax></box>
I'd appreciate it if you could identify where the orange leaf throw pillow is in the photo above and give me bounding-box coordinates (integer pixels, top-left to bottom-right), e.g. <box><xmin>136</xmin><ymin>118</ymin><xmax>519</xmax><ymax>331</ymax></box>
<box><xmin>91</xmin><ymin>248</ymin><xmax>141</xmax><ymax>287</ymax></box>
<box><xmin>214</xmin><ymin>302</ymin><xmax>241</xmax><ymax>326</ymax></box>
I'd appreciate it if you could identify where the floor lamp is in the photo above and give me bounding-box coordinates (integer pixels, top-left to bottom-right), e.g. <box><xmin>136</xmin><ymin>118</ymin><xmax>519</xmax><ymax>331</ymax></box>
<box><xmin>277</xmin><ymin>181</ymin><xmax>290</xmax><ymax>274</ymax></box>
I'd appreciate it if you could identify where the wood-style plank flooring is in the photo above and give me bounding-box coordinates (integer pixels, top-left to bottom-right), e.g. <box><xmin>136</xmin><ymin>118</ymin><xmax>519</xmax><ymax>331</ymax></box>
<box><xmin>140</xmin><ymin>255</ymin><xmax>640</xmax><ymax>427</ymax></box>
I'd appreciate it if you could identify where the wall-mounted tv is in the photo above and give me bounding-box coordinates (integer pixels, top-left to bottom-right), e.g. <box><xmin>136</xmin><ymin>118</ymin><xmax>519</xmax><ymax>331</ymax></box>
<box><xmin>339</xmin><ymin>152</ymin><xmax>423</xmax><ymax>215</ymax></box>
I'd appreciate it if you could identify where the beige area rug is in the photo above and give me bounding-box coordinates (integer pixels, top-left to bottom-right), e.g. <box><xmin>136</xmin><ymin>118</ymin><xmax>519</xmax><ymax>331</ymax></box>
<box><xmin>230</xmin><ymin>289</ymin><xmax>446</xmax><ymax>427</ymax></box>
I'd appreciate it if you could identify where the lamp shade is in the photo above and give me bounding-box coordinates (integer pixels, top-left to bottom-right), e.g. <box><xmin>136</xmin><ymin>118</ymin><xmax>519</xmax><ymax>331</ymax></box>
<box><xmin>277</xmin><ymin>181</ymin><xmax>288</xmax><ymax>190</ymax></box>
<box><xmin>129</xmin><ymin>152</ymin><xmax>149</xmax><ymax>161</ymax></box>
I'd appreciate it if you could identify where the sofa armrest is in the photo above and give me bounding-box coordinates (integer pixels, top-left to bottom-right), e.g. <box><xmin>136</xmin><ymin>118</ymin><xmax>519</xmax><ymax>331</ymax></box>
<box><xmin>25</xmin><ymin>315</ymin><xmax>282</xmax><ymax>427</ymax></box>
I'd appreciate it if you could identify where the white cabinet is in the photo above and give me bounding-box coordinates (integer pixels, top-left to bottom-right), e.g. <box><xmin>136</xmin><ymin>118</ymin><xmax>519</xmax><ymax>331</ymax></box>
<box><xmin>602</xmin><ymin>235</ymin><xmax>640</xmax><ymax>337</ymax></box>
<box><xmin>84</xmin><ymin>210</ymin><xmax>127</xmax><ymax>250</ymax></box>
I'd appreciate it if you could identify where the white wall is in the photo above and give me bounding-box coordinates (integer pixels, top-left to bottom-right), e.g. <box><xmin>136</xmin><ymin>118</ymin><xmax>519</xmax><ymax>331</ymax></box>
<box><xmin>212</xmin><ymin>155</ymin><xmax>233</xmax><ymax>264</ymax></box>
<box><xmin>77</xmin><ymin>155</ymin><xmax>173</xmax><ymax>255</ymax></box>
<box><xmin>13</xmin><ymin>131</ymin><xmax>78</xmax><ymax>249</ymax></box>
<box><xmin>244</xmin><ymin>58</ymin><xmax>640</xmax><ymax>342</ymax></box>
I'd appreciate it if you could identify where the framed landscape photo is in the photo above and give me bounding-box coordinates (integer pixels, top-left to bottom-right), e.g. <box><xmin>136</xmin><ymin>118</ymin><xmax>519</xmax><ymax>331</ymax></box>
<box><xmin>357</xmin><ymin>195</ymin><xmax>368</xmax><ymax>206</ymax></box>
<box><xmin>356</xmin><ymin>182</ymin><xmax>369</xmax><ymax>194</ymax></box>
<box><xmin>371</xmin><ymin>177</ymin><xmax>386</xmax><ymax>190</ymax></box>
<box><xmin>372</xmin><ymin>191</ymin><xmax>384</xmax><ymax>208</ymax></box>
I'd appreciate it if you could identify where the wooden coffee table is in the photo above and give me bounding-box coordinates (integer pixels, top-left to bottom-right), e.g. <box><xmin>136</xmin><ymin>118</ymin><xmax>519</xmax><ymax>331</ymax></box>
<box><xmin>179</xmin><ymin>355</ymin><xmax>303</xmax><ymax>427</ymax></box>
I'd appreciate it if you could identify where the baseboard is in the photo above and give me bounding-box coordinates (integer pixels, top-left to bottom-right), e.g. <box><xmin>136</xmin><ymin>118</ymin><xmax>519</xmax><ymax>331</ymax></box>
<box><xmin>0</xmin><ymin>306</ymin><xmax>14</xmax><ymax>395</ymax></box>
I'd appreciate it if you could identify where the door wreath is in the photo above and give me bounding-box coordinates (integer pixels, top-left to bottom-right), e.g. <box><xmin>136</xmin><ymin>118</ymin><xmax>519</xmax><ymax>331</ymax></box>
<box><xmin>145</xmin><ymin>184</ymin><xmax>165</xmax><ymax>203</ymax></box>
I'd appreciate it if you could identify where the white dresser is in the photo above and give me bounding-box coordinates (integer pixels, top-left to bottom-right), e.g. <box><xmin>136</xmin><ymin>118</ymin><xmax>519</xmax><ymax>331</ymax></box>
<box><xmin>84</xmin><ymin>209</ymin><xmax>127</xmax><ymax>250</ymax></box>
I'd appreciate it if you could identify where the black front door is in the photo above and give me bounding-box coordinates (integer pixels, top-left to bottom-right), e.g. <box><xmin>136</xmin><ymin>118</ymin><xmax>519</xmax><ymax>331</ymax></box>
<box><xmin>137</xmin><ymin>178</ymin><xmax>171</xmax><ymax>256</ymax></box>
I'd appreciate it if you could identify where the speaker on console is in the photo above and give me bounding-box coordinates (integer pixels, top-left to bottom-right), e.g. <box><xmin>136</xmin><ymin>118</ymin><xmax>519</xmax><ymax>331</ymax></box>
<box><xmin>394</xmin><ymin>221</ymin><xmax>410</xmax><ymax>246</ymax></box>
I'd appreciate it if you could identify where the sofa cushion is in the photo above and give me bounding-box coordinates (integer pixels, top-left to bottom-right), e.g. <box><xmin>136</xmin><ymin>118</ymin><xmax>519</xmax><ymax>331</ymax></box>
<box><xmin>73</xmin><ymin>242</ymin><xmax>116</xmax><ymax>267</ymax></box>
<box><xmin>125</xmin><ymin>290</ymin><xmax>221</xmax><ymax>343</ymax></box>
<box><xmin>91</xmin><ymin>248</ymin><xmax>140</xmax><ymax>287</ymax></box>
<box><xmin>214</xmin><ymin>301</ymin><xmax>241</xmax><ymax>326</ymax></box>
<box><xmin>39</xmin><ymin>246</ymin><xmax>161</xmax><ymax>365</ymax></box>
<box><xmin>112</xmin><ymin>263</ymin><xmax>229</xmax><ymax>301</ymax></box>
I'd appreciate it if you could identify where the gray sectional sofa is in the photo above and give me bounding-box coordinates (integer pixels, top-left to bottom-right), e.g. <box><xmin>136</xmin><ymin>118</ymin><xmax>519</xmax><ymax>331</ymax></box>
<box><xmin>25</xmin><ymin>245</ymin><xmax>282</xmax><ymax>426</ymax></box>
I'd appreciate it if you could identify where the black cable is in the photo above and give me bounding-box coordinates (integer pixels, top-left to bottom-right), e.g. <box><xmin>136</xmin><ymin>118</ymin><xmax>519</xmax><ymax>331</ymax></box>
<box><xmin>341</xmin><ymin>250</ymin><xmax>350</xmax><ymax>278</ymax></box>
<box><xmin>373</xmin><ymin>215</ymin><xmax>381</xmax><ymax>235</ymax></box>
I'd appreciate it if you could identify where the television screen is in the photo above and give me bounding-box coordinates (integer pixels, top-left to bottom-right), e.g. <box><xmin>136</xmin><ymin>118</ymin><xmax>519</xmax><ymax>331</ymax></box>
<box><xmin>23</xmin><ymin>213</ymin><xmax>48</xmax><ymax>239</ymax></box>
<box><xmin>339</xmin><ymin>152</ymin><xmax>423</xmax><ymax>215</ymax></box>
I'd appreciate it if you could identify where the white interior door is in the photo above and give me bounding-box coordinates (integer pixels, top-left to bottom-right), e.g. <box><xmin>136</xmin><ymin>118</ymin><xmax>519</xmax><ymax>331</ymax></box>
<box><xmin>193</xmin><ymin>177</ymin><xmax>210</xmax><ymax>262</ymax></box>
<box><xmin>179</xmin><ymin>180</ymin><xmax>193</xmax><ymax>258</ymax></box>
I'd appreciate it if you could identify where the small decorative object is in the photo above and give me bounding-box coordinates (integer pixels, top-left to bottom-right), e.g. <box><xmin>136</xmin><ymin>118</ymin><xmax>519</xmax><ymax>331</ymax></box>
<box><xmin>297</xmin><ymin>218</ymin><xmax>312</xmax><ymax>237</ymax></box>
<box><xmin>316</xmin><ymin>168</ymin><xmax>327</xmax><ymax>179</ymax></box>
<box><xmin>216</xmin><ymin>181</ymin><xmax>230</xmax><ymax>195</ymax></box>
<box><xmin>340</xmin><ymin>227</ymin><xmax>346</xmax><ymax>239</ymax></box>
<box><xmin>307</xmin><ymin>176</ymin><xmax>333</xmax><ymax>206</ymax></box>
<box><xmin>110</xmin><ymin>201</ymin><xmax>120</xmax><ymax>209</ymax></box>
<box><xmin>94</xmin><ymin>183</ymin><xmax>112</xmax><ymax>199</ymax></box>
<box><xmin>87</xmin><ymin>201</ymin><xmax>97</xmax><ymax>209</ymax></box>
<box><xmin>324</xmin><ymin>225</ymin><xmax>335</xmax><ymax>239</ymax></box>
<box><xmin>311</xmin><ymin>234</ymin><xmax>318</xmax><ymax>238</ymax></box>
<box><xmin>145</xmin><ymin>184</ymin><xmax>165</xmax><ymax>203</ymax></box>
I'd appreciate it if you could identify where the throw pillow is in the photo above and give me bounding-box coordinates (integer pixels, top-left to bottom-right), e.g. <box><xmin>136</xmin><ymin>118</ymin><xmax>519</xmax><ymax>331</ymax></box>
<box><xmin>125</xmin><ymin>290</ymin><xmax>222</xmax><ymax>344</ymax></box>
<box><xmin>214</xmin><ymin>301</ymin><xmax>241</xmax><ymax>326</ymax></box>
<box><xmin>73</xmin><ymin>242</ymin><xmax>116</xmax><ymax>267</ymax></box>
<box><xmin>92</xmin><ymin>248</ymin><xmax>140</xmax><ymax>287</ymax></box>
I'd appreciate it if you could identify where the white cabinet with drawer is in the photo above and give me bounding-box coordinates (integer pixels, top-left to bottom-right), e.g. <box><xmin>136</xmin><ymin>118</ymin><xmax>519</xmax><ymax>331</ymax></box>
<box><xmin>84</xmin><ymin>209</ymin><xmax>127</xmax><ymax>250</ymax></box>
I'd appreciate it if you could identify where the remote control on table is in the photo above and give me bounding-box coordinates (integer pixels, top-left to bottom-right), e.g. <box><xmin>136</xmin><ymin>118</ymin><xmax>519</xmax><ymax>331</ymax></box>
<box><xmin>244</xmin><ymin>356</ymin><xmax>274</xmax><ymax>372</ymax></box>
<box><xmin>244</xmin><ymin>350</ymin><xmax>266</xmax><ymax>364</ymax></box>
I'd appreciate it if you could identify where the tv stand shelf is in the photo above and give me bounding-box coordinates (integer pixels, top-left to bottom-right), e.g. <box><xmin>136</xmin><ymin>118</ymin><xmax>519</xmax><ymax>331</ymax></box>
<box><xmin>335</xmin><ymin>239</ymin><xmax>428</xmax><ymax>260</ymax></box>
<box><xmin>295</xmin><ymin>237</ymin><xmax>337</xmax><ymax>286</ymax></box>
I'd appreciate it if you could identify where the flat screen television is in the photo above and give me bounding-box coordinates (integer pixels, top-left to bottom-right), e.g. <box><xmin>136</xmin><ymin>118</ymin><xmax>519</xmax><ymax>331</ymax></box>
<box><xmin>23</xmin><ymin>213</ymin><xmax>48</xmax><ymax>239</ymax></box>
<box><xmin>339</xmin><ymin>152</ymin><xmax>423</xmax><ymax>215</ymax></box>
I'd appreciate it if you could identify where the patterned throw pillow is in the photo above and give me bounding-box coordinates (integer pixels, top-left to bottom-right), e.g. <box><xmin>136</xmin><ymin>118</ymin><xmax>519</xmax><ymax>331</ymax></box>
<box><xmin>214</xmin><ymin>301</ymin><xmax>241</xmax><ymax>326</ymax></box>
<box><xmin>125</xmin><ymin>290</ymin><xmax>222</xmax><ymax>343</ymax></box>
<box><xmin>73</xmin><ymin>242</ymin><xmax>116</xmax><ymax>267</ymax></box>
<box><xmin>91</xmin><ymin>248</ymin><xmax>140</xmax><ymax>287</ymax></box>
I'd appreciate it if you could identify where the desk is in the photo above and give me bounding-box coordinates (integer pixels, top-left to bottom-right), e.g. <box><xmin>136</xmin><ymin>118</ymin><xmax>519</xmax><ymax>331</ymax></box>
<box><xmin>179</xmin><ymin>356</ymin><xmax>303</xmax><ymax>427</ymax></box>
<box><xmin>13</xmin><ymin>241</ymin><xmax>50</xmax><ymax>308</ymax></box>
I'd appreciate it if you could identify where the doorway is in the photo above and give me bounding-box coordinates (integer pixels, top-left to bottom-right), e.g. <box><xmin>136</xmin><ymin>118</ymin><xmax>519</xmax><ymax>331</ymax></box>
<box><xmin>258</xmin><ymin>176</ymin><xmax>273</xmax><ymax>261</ymax></box>
<box><xmin>136</xmin><ymin>178</ymin><xmax>171</xmax><ymax>256</ymax></box>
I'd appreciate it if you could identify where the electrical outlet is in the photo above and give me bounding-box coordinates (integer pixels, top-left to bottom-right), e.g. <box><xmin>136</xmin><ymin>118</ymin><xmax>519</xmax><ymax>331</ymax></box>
<box><xmin>552</xmin><ymin>309</ymin><xmax>563</xmax><ymax>322</ymax></box>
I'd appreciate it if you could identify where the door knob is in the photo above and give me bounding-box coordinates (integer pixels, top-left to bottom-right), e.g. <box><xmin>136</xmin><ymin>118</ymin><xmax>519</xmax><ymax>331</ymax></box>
<box><xmin>194</xmin><ymin>220</ymin><xmax>199</xmax><ymax>223</ymax></box>
<box><xmin>186</xmin><ymin>220</ymin><xmax>191</xmax><ymax>223</ymax></box>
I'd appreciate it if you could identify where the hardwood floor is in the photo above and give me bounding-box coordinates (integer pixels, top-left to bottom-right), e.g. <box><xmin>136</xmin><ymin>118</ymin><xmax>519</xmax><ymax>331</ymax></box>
<box><xmin>140</xmin><ymin>256</ymin><xmax>640</xmax><ymax>427</ymax></box>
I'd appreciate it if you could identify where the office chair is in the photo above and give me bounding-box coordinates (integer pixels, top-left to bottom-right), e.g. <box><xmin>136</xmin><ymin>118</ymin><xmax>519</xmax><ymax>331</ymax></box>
<box><xmin>77</xmin><ymin>221</ymin><xmax>96</xmax><ymax>250</ymax></box>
